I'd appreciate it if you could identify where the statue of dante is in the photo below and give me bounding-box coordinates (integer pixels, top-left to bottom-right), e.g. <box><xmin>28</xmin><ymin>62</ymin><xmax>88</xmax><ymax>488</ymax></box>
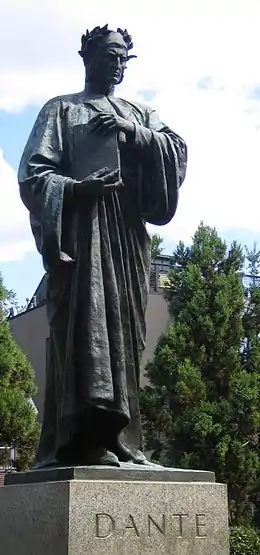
<box><xmin>18</xmin><ymin>25</ymin><xmax>187</xmax><ymax>468</ymax></box>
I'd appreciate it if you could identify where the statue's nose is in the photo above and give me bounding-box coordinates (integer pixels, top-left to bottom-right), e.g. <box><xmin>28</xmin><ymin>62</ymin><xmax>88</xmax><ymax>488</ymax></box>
<box><xmin>111</xmin><ymin>57</ymin><xmax>121</xmax><ymax>69</ymax></box>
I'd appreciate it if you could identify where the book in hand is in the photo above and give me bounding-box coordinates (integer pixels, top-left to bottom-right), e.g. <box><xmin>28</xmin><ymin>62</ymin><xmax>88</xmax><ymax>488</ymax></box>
<box><xmin>72</xmin><ymin>123</ymin><xmax>121</xmax><ymax>182</ymax></box>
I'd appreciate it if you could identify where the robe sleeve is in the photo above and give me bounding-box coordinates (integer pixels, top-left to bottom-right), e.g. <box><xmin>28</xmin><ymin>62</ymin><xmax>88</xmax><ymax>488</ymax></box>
<box><xmin>18</xmin><ymin>98</ymin><xmax>76</xmax><ymax>269</ymax></box>
<box><xmin>130</xmin><ymin>107</ymin><xmax>187</xmax><ymax>225</ymax></box>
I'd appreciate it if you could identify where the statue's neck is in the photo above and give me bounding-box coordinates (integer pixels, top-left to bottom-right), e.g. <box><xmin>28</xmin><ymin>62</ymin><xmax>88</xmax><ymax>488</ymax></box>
<box><xmin>85</xmin><ymin>78</ymin><xmax>115</xmax><ymax>97</ymax></box>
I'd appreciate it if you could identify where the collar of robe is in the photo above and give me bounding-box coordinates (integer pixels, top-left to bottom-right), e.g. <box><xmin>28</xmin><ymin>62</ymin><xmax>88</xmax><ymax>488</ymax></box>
<box><xmin>81</xmin><ymin>90</ymin><xmax>133</xmax><ymax>120</ymax></box>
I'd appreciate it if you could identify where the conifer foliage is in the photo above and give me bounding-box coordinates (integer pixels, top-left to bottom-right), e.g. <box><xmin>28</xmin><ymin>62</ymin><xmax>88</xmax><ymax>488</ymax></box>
<box><xmin>140</xmin><ymin>224</ymin><xmax>260</xmax><ymax>523</ymax></box>
<box><xmin>0</xmin><ymin>273</ymin><xmax>40</xmax><ymax>470</ymax></box>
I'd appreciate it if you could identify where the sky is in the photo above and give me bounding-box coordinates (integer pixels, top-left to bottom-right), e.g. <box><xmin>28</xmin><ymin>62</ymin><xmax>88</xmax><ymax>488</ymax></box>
<box><xmin>1</xmin><ymin>0</ymin><xmax>260</xmax><ymax>304</ymax></box>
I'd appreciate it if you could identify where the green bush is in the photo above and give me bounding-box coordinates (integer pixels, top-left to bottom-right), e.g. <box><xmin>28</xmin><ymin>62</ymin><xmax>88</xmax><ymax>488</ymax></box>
<box><xmin>230</xmin><ymin>526</ymin><xmax>260</xmax><ymax>554</ymax></box>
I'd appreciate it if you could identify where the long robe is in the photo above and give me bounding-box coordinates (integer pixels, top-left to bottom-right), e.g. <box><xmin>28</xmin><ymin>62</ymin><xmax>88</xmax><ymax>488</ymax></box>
<box><xmin>18</xmin><ymin>91</ymin><xmax>187</xmax><ymax>465</ymax></box>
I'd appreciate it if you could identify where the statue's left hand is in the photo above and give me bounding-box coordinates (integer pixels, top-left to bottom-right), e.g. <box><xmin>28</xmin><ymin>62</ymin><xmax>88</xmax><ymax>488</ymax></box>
<box><xmin>90</xmin><ymin>113</ymin><xmax>135</xmax><ymax>140</ymax></box>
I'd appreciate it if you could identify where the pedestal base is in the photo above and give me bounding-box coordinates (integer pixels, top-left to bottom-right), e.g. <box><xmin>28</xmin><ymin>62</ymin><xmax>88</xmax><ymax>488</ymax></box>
<box><xmin>1</xmin><ymin>466</ymin><xmax>229</xmax><ymax>554</ymax></box>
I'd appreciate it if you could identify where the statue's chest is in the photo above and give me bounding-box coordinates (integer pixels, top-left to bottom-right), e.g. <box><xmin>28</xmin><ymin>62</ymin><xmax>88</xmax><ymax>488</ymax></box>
<box><xmin>64</xmin><ymin>99</ymin><xmax>143</xmax><ymax>167</ymax></box>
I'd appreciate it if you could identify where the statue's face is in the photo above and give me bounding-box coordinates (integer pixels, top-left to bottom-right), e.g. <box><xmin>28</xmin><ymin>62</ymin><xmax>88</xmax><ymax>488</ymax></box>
<box><xmin>87</xmin><ymin>41</ymin><xmax>127</xmax><ymax>88</ymax></box>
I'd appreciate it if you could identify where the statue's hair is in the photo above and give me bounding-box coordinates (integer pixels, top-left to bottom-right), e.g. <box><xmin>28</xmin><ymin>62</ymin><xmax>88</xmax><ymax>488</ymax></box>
<box><xmin>78</xmin><ymin>24</ymin><xmax>136</xmax><ymax>62</ymax></box>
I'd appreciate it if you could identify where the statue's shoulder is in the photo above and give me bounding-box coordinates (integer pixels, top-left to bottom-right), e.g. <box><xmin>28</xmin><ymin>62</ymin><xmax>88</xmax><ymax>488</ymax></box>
<box><xmin>116</xmin><ymin>97</ymin><xmax>154</xmax><ymax>125</ymax></box>
<box><xmin>117</xmin><ymin>97</ymin><xmax>151</xmax><ymax>114</ymax></box>
<box><xmin>40</xmin><ymin>91</ymin><xmax>85</xmax><ymax>113</ymax></box>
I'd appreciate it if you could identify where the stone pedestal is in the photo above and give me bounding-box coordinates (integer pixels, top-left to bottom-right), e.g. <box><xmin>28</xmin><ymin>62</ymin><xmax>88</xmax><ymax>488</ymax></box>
<box><xmin>1</xmin><ymin>465</ymin><xmax>229</xmax><ymax>554</ymax></box>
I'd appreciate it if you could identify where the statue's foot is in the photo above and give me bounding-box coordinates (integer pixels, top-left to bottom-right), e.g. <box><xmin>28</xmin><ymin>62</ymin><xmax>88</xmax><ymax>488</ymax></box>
<box><xmin>105</xmin><ymin>439</ymin><xmax>133</xmax><ymax>462</ymax></box>
<box><xmin>82</xmin><ymin>447</ymin><xmax>120</xmax><ymax>467</ymax></box>
<box><xmin>33</xmin><ymin>448</ymin><xmax>120</xmax><ymax>469</ymax></box>
<box><xmin>135</xmin><ymin>459</ymin><xmax>164</xmax><ymax>468</ymax></box>
<box><xmin>106</xmin><ymin>439</ymin><xmax>152</xmax><ymax>465</ymax></box>
<box><xmin>32</xmin><ymin>457</ymin><xmax>61</xmax><ymax>470</ymax></box>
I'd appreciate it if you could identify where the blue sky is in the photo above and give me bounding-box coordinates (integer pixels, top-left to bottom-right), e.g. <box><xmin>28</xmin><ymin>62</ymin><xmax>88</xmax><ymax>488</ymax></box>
<box><xmin>1</xmin><ymin>0</ymin><xmax>260</xmax><ymax>306</ymax></box>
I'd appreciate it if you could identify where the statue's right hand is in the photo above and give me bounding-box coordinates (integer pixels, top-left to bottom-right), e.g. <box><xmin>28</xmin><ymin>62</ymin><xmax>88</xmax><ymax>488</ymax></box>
<box><xmin>74</xmin><ymin>167</ymin><xmax>122</xmax><ymax>199</ymax></box>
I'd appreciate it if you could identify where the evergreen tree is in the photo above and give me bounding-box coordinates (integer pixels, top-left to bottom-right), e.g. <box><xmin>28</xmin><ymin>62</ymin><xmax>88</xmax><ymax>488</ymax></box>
<box><xmin>0</xmin><ymin>272</ymin><xmax>40</xmax><ymax>470</ymax></box>
<box><xmin>241</xmin><ymin>244</ymin><xmax>260</xmax><ymax>526</ymax></box>
<box><xmin>151</xmin><ymin>233</ymin><xmax>164</xmax><ymax>259</ymax></box>
<box><xmin>140</xmin><ymin>224</ymin><xmax>260</xmax><ymax>523</ymax></box>
<box><xmin>245</xmin><ymin>242</ymin><xmax>260</xmax><ymax>284</ymax></box>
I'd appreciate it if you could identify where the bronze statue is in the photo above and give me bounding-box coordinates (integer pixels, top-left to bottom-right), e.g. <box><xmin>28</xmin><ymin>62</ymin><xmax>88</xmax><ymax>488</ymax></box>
<box><xmin>18</xmin><ymin>25</ymin><xmax>187</xmax><ymax>468</ymax></box>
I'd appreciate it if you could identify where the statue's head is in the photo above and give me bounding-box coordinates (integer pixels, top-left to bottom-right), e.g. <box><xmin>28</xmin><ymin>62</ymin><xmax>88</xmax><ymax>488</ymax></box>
<box><xmin>79</xmin><ymin>24</ymin><xmax>136</xmax><ymax>89</ymax></box>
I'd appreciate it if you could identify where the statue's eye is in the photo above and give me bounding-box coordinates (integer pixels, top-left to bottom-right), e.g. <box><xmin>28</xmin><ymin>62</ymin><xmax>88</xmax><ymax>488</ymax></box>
<box><xmin>105</xmin><ymin>53</ymin><xmax>116</xmax><ymax>61</ymax></box>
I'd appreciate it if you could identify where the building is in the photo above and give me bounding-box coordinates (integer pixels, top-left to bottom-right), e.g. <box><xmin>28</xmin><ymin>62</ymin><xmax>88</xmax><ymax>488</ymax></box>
<box><xmin>10</xmin><ymin>255</ymin><xmax>172</xmax><ymax>422</ymax></box>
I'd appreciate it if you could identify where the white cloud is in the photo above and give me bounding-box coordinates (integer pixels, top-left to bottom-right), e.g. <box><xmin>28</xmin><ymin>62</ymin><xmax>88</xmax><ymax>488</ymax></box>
<box><xmin>2</xmin><ymin>0</ymin><xmax>260</xmax><ymax>110</ymax></box>
<box><xmin>0</xmin><ymin>150</ymin><xmax>34</xmax><ymax>261</ymax></box>
<box><xmin>2</xmin><ymin>0</ymin><xmax>260</xmax><ymax>258</ymax></box>
<box><xmin>147</xmin><ymin>85</ymin><xmax>260</xmax><ymax>243</ymax></box>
